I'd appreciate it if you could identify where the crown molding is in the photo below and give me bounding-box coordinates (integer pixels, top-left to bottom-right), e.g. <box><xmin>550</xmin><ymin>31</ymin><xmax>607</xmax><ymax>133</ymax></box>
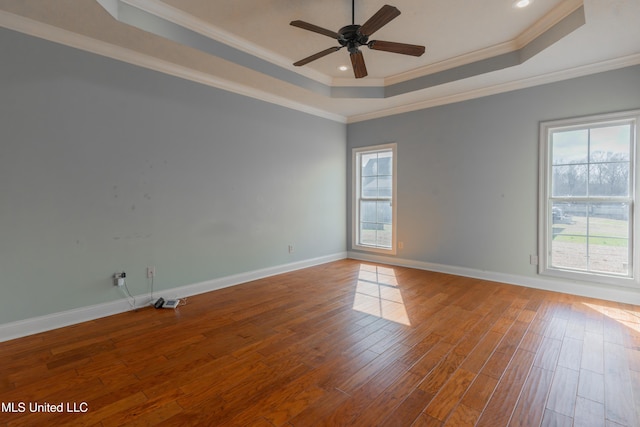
<box><xmin>385</xmin><ymin>0</ymin><xmax>585</xmax><ymax>86</ymax></box>
<box><xmin>347</xmin><ymin>53</ymin><xmax>640</xmax><ymax>124</ymax></box>
<box><xmin>331</xmin><ymin>77</ymin><xmax>386</xmax><ymax>87</ymax></box>
<box><xmin>384</xmin><ymin>41</ymin><xmax>517</xmax><ymax>87</ymax></box>
<box><xmin>516</xmin><ymin>0</ymin><xmax>584</xmax><ymax>49</ymax></box>
<box><xmin>119</xmin><ymin>0</ymin><xmax>333</xmax><ymax>86</ymax></box>
<box><xmin>0</xmin><ymin>10</ymin><xmax>346</xmax><ymax>123</ymax></box>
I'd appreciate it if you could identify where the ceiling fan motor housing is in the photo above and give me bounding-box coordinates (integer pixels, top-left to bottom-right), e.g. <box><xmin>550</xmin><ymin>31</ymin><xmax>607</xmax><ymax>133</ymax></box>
<box><xmin>338</xmin><ymin>25</ymin><xmax>369</xmax><ymax>53</ymax></box>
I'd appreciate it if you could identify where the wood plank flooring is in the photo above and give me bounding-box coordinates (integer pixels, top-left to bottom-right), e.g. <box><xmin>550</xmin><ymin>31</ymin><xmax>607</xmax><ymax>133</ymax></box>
<box><xmin>1</xmin><ymin>259</ymin><xmax>639</xmax><ymax>426</ymax></box>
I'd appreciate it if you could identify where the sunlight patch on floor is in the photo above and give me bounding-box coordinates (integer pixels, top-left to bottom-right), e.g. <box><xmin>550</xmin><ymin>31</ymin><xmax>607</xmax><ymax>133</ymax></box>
<box><xmin>353</xmin><ymin>264</ymin><xmax>410</xmax><ymax>326</ymax></box>
<box><xmin>583</xmin><ymin>302</ymin><xmax>640</xmax><ymax>334</ymax></box>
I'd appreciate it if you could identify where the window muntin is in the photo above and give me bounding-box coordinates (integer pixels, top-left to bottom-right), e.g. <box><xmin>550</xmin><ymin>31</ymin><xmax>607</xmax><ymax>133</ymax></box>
<box><xmin>353</xmin><ymin>144</ymin><xmax>397</xmax><ymax>254</ymax></box>
<box><xmin>540</xmin><ymin>111</ymin><xmax>639</xmax><ymax>286</ymax></box>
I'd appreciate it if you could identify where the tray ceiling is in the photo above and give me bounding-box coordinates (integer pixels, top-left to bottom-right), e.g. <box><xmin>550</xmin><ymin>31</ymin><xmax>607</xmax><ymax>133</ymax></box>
<box><xmin>1</xmin><ymin>0</ymin><xmax>639</xmax><ymax>122</ymax></box>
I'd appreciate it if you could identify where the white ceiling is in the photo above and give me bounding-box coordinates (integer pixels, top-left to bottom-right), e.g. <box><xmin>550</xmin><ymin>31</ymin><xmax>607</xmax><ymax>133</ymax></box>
<box><xmin>1</xmin><ymin>0</ymin><xmax>639</xmax><ymax>122</ymax></box>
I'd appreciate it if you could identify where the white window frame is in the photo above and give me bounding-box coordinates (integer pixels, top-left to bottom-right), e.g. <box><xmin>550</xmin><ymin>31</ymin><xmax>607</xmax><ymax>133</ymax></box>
<box><xmin>352</xmin><ymin>143</ymin><xmax>397</xmax><ymax>255</ymax></box>
<box><xmin>538</xmin><ymin>110</ymin><xmax>640</xmax><ymax>287</ymax></box>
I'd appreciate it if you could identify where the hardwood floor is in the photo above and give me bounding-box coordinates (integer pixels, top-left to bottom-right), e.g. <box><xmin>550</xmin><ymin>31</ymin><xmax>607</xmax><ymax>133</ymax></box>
<box><xmin>1</xmin><ymin>259</ymin><xmax>639</xmax><ymax>426</ymax></box>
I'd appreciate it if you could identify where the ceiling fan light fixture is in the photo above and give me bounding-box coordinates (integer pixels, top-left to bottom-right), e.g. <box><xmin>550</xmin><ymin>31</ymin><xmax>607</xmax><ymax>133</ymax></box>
<box><xmin>338</xmin><ymin>65</ymin><xmax>349</xmax><ymax>71</ymax></box>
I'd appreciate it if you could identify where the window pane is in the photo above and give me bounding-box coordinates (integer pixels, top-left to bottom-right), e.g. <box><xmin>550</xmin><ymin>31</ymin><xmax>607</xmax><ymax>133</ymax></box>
<box><xmin>361</xmin><ymin>153</ymin><xmax>378</xmax><ymax>177</ymax></box>
<box><xmin>359</xmin><ymin>201</ymin><xmax>392</xmax><ymax>247</ymax></box>
<box><xmin>588</xmin><ymin>162</ymin><xmax>629</xmax><ymax>196</ymax></box>
<box><xmin>552</xmin><ymin>129</ymin><xmax>588</xmax><ymax>165</ymax></box>
<box><xmin>377</xmin><ymin>176</ymin><xmax>392</xmax><ymax>198</ymax></box>
<box><xmin>359</xmin><ymin>223</ymin><xmax>391</xmax><ymax>249</ymax></box>
<box><xmin>361</xmin><ymin>176</ymin><xmax>392</xmax><ymax>198</ymax></box>
<box><xmin>377</xmin><ymin>201</ymin><xmax>392</xmax><ymax>224</ymax></box>
<box><xmin>377</xmin><ymin>226</ymin><xmax>391</xmax><ymax>248</ymax></box>
<box><xmin>361</xmin><ymin>201</ymin><xmax>377</xmax><ymax>222</ymax></box>
<box><xmin>550</xmin><ymin>202</ymin><xmax>631</xmax><ymax>275</ymax></box>
<box><xmin>590</xmin><ymin>125</ymin><xmax>631</xmax><ymax>162</ymax></box>
<box><xmin>552</xmin><ymin>164</ymin><xmax>587</xmax><ymax>197</ymax></box>
<box><xmin>377</xmin><ymin>151</ymin><xmax>392</xmax><ymax>175</ymax></box>
<box><xmin>588</xmin><ymin>202</ymin><xmax>630</xmax><ymax>275</ymax></box>
<box><xmin>588</xmin><ymin>124</ymin><xmax>631</xmax><ymax>197</ymax></box>
<box><xmin>362</xmin><ymin>176</ymin><xmax>378</xmax><ymax>198</ymax></box>
<box><xmin>359</xmin><ymin>223</ymin><xmax>378</xmax><ymax>246</ymax></box>
<box><xmin>550</xmin><ymin>202</ymin><xmax>587</xmax><ymax>271</ymax></box>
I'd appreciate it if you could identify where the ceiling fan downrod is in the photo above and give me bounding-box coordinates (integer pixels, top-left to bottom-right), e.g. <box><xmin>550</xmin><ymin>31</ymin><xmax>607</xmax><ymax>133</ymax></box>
<box><xmin>352</xmin><ymin>0</ymin><xmax>355</xmax><ymax>25</ymax></box>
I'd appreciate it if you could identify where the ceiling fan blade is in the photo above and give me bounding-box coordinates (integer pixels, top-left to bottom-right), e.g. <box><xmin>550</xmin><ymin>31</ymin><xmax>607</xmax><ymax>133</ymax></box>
<box><xmin>293</xmin><ymin>47</ymin><xmax>341</xmax><ymax>66</ymax></box>
<box><xmin>358</xmin><ymin>5</ymin><xmax>401</xmax><ymax>37</ymax></box>
<box><xmin>368</xmin><ymin>40</ymin><xmax>425</xmax><ymax>57</ymax></box>
<box><xmin>350</xmin><ymin>50</ymin><xmax>368</xmax><ymax>79</ymax></box>
<box><xmin>290</xmin><ymin>20</ymin><xmax>341</xmax><ymax>40</ymax></box>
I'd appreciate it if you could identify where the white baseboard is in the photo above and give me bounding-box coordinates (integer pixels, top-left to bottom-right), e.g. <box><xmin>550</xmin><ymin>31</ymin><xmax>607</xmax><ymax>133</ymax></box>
<box><xmin>348</xmin><ymin>252</ymin><xmax>640</xmax><ymax>306</ymax></box>
<box><xmin>0</xmin><ymin>299</ymin><xmax>134</xmax><ymax>344</ymax></box>
<box><xmin>152</xmin><ymin>252</ymin><xmax>347</xmax><ymax>301</ymax></box>
<box><xmin>5</xmin><ymin>250</ymin><xmax>636</xmax><ymax>343</ymax></box>
<box><xmin>0</xmin><ymin>252</ymin><xmax>347</xmax><ymax>342</ymax></box>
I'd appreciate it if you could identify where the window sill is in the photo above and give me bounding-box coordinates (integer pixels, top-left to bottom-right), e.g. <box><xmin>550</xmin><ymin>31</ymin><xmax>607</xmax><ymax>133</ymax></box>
<box><xmin>352</xmin><ymin>244</ymin><xmax>397</xmax><ymax>256</ymax></box>
<box><xmin>539</xmin><ymin>266</ymin><xmax>639</xmax><ymax>289</ymax></box>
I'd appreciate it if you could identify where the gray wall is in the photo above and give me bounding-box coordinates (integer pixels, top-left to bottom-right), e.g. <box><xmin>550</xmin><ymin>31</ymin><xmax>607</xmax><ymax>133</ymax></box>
<box><xmin>348</xmin><ymin>65</ymin><xmax>640</xmax><ymax>282</ymax></box>
<box><xmin>0</xmin><ymin>29</ymin><xmax>346</xmax><ymax>324</ymax></box>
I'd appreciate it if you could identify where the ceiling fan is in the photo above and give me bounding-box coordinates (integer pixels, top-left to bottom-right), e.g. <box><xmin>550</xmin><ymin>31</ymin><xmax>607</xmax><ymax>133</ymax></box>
<box><xmin>290</xmin><ymin>1</ymin><xmax>426</xmax><ymax>79</ymax></box>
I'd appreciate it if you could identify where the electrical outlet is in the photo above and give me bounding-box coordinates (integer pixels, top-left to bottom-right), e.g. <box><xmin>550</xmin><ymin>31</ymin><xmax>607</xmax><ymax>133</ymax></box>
<box><xmin>114</xmin><ymin>272</ymin><xmax>126</xmax><ymax>287</ymax></box>
<box><xmin>288</xmin><ymin>245</ymin><xmax>294</xmax><ymax>254</ymax></box>
<box><xmin>530</xmin><ymin>255</ymin><xmax>538</xmax><ymax>265</ymax></box>
<box><xmin>147</xmin><ymin>267</ymin><xmax>155</xmax><ymax>278</ymax></box>
<box><xmin>398</xmin><ymin>241</ymin><xmax>404</xmax><ymax>250</ymax></box>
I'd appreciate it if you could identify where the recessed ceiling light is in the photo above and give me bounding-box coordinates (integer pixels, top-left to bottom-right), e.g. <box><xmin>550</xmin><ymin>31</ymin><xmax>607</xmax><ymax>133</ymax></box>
<box><xmin>514</xmin><ymin>0</ymin><xmax>532</xmax><ymax>8</ymax></box>
<box><xmin>338</xmin><ymin>65</ymin><xmax>349</xmax><ymax>71</ymax></box>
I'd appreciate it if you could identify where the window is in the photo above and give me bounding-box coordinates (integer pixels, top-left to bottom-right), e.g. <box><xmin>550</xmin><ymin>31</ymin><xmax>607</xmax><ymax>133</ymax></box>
<box><xmin>539</xmin><ymin>110</ymin><xmax>639</xmax><ymax>286</ymax></box>
<box><xmin>353</xmin><ymin>143</ymin><xmax>397</xmax><ymax>254</ymax></box>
